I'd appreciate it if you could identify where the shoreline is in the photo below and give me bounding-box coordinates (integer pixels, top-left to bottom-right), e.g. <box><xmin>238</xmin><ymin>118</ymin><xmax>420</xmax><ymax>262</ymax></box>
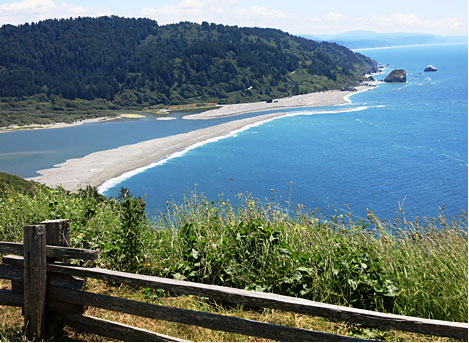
<box><xmin>183</xmin><ymin>84</ymin><xmax>378</xmax><ymax>120</ymax></box>
<box><xmin>1</xmin><ymin>84</ymin><xmax>378</xmax><ymax>132</ymax></box>
<box><xmin>30</xmin><ymin>112</ymin><xmax>292</xmax><ymax>191</ymax></box>
<box><xmin>97</xmin><ymin>105</ymin><xmax>371</xmax><ymax>193</ymax></box>
<box><xmin>29</xmin><ymin>84</ymin><xmax>379</xmax><ymax>192</ymax></box>
<box><xmin>0</xmin><ymin>117</ymin><xmax>115</xmax><ymax>134</ymax></box>
<box><xmin>352</xmin><ymin>42</ymin><xmax>465</xmax><ymax>52</ymax></box>
<box><xmin>0</xmin><ymin>113</ymin><xmax>146</xmax><ymax>134</ymax></box>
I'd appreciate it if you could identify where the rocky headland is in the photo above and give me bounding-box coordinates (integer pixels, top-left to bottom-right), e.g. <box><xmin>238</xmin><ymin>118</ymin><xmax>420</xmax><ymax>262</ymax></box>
<box><xmin>384</xmin><ymin>69</ymin><xmax>407</xmax><ymax>83</ymax></box>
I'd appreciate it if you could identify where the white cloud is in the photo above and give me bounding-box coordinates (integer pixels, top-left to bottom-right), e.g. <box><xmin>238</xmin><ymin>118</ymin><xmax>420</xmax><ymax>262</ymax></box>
<box><xmin>303</xmin><ymin>11</ymin><xmax>465</xmax><ymax>35</ymax></box>
<box><xmin>249</xmin><ymin>5</ymin><xmax>289</xmax><ymax>20</ymax></box>
<box><xmin>0</xmin><ymin>1</ymin><xmax>464</xmax><ymax>36</ymax></box>
<box><xmin>364</xmin><ymin>13</ymin><xmax>465</xmax><ymax>34</ymax></box>
<box><xmin>142</xmin><ymin>0</ymin><xmax>294</xmax><ymax>28</ymax></box>
<box><xmin>178</xmin><ymin>0</ymin><xmax>203</xmax><ymax>10</ymax></box>
<box><xmin>325</xmin><ymin>11</ymin><xmax>346</xmax><ymax>23</ymax></box>
<box><xmin>141</xmin><ymin>1</ymin><xmax>464</xmax><ymax>36</ymax></box>
<box><xmin>0</xmin><ymin>0</ymin><xmax>108</xmax><ymax>26</ymax></box>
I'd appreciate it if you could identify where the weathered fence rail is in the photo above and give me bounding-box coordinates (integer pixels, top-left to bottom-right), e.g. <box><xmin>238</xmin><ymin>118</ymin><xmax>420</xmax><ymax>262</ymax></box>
<box><xmin>0</xmin><ymin>241</ymin><xmax>98</xmax><ymax>260</ymax></box>
<box><xmin>1</xmin><ymin>219</ymin><xmax>468</xmax><ymax>342</ymax></box>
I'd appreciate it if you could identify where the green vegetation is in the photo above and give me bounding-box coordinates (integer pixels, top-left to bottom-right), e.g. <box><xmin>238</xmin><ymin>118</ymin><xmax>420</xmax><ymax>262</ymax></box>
<box><xmin>0</xmin><ymin>16</ymin><xmax>376</xmax><ymax>127</ymax></box>
<box><xmin>1</xmin><ymin>278</ymin><xmax>457</xmax><ymax>342</ymax></box>
<box><xmin>0</xmin><ymin>95</ymin><xmax>120</xmax><ymax>127</ymax></box>
<box><xmin>384</xmin><ymin>69</ymin><xmax>407</xmax><ymax>83</ymax></box>
<box><xmin>0</xmin><ymin>172</ymin><xmax>466</xmax><ymax>326</ymax></box>
<box><xmin>0</xmin><ymin>172</ymin><xmax>45</xmax><ymax>196</ymax></box>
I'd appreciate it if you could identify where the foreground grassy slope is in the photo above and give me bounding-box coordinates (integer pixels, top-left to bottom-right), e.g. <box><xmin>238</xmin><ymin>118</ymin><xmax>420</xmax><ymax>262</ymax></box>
<box><xmin>0</xmin><ymin>172</ymin><xmax>466</xmax><ymax>326</ymax></box>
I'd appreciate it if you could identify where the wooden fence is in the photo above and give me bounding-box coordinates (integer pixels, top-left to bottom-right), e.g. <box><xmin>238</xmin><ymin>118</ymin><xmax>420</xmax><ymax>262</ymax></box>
<box><xmin>0</xmin><ymin>219</ymin><xmax>467</xmax><ymax>342</ymax></box>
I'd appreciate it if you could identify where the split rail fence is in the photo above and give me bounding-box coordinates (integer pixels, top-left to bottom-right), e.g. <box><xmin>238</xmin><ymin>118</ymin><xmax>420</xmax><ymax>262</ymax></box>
<box><xmin>0</xmin><ymin>219</ymin><xmax>467</xmax><ymax>342</ymax></box>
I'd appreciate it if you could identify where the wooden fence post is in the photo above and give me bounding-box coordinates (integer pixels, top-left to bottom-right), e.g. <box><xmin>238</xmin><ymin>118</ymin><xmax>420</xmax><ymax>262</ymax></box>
<box><xmin>41</xmin><ymin>219</ymin><xmax>70</xmax><ymax>263</ymax></box>
<box><xmin>41</xmin><ymin>219</ymin><xmax>76</xmax><ymax>339</ymax></box>
<box><xmin>23</xmin><ymin>224</ymin><xmax>47</xmax><ymax>340</ymax></box>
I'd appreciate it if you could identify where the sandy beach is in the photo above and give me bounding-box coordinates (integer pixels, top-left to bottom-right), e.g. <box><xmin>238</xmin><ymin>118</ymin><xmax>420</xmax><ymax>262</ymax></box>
<box><xmin>0</xmin><ymin>117</ymin><xmax>112</xmax><ymax>133</ymax></box>
<box><xmin>183</xmin><ymin>84</ymin><xmax>376</xmax><ymax>119</ymax></box>
<box><xmin>0</xmin><ymin>113</ymin><xmax>145</xmax><ymax>134</ymax></box>
<box><xmin>29</xmin><ymin>85</ymin><xmax>378</xmax><ymax>191</ymax></box>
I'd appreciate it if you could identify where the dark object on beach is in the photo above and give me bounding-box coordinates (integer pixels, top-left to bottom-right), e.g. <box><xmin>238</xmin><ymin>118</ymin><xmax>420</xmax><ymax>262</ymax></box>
<box><xmin>341</xmin><ymin>86</ymin><xmax>357</xmax><ymax>91</ymax></box>
<box><xmin>424</xmin><ymin>65</ymin><xmax>438</xmax><ymax>72</ymax></box>
<box><xmin>384</xmin><ymin>69</ymin><xmax>406</xmax><ymax>83</ymax></box>
<box><xmin>368</xmin><ymin>76</ymin><xmax>375</xmax><ymax>81</ymax></box>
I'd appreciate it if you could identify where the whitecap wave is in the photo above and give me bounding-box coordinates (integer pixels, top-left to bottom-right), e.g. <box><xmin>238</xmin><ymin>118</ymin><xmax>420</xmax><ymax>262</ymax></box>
<box><xmin>98</xmin><ymin>106</ymin><xmax>371</xmax><ymax>194</ymax></box>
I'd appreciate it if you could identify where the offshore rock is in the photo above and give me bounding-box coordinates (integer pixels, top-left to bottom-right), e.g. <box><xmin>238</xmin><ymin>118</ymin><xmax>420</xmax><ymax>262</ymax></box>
<box><xmin>384</xmin><ymin>69</ymin><xmax>406</xmax><ymax>83</ymax></box>
<box><xmin>424</xmin><ymin>65</ymin><xmax>438</xmax><ymax>72</ymax></box>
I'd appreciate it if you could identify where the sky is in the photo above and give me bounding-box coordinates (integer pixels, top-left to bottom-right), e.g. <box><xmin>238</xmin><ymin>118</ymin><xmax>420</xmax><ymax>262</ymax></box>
<box><xmin>0</xmin><ymin>0</ymin><xmax>467</xmax><ymax>36</ymax></box>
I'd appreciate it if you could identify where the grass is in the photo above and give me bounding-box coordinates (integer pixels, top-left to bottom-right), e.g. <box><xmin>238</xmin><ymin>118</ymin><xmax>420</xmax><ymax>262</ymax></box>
<box><xmin>0</xmin><ymin>174</ymin><xmax>467</xmax><ymax>341</ymax></box>
<box><xmin>2</xmin><ymin>125</ymin><xmax>52</xmax><ymax>131</ymax></box>
<box><xmin>0</xmin><ymin>279</ymin><xmax>461</xmax><ymax>342</ymax></box>
<box><xmin>145</xmin><ymin>194</ymin><xmax>467</xmax><ymax>322</ymax></box>
<box><xmin>0</xmin><ymin>94</ymin><xmax>219</xmax><ymax>128</ymax></box>
<box><xmin>141</xmin><ymin>103</ymin><xmax>221</xmax><ymax>115</ymax></box>
<box><xmin>118</xmin><ymin>113</ymin><xmax>147</xmax><ymax>119</ymax></box>
<box><xmin>0</xmin><ymin>95</ymin><xmax>120</xmax><ymax>128</ymax></box>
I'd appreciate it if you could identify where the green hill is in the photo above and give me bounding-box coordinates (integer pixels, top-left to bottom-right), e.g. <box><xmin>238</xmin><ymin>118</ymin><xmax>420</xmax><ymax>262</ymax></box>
<box><xmin>0</xmin><ymin>171</ymin><xmax>45</xmax><ymax>195</ymax></box>
<box><xmin>0</xmin><ymin>16</ymin><xmax>376</xmax><ymax>126</ymax></box>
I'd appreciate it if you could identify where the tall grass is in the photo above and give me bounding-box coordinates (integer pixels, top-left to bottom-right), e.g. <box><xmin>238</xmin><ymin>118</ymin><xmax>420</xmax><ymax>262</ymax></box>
<box><xmin>0</xmin><ymin>185</ymin><xmax>467</xmax><ymax>322</ymax></box>
<box><xmin>0</xmin><ymin>186</ymin><xmax>150</xmax><ymax>271</ymax></box>
<box><xmin>147</xmin><ymin>193</ymin><xmax>467</xmax><ymax>322</ymax></box>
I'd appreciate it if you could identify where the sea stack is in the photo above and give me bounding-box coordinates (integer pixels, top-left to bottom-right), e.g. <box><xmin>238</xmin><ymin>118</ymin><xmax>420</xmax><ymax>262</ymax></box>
<box><xmin>424</xmin><ymin>65</ymin><xmax>438</xmax><ymax>72</ymax></box>
<box><xmin>384</xmin><ymin>69</ymin><xmax>407</xmax><ymax>83</ymax></box>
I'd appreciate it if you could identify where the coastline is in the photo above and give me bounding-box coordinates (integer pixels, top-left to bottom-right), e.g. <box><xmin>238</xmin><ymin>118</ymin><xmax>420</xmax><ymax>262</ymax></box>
<box><xmin>30</xmin><ymin>112</ymin><xmax>291</xmax><ymax>191</ymax></box>
<box><xmin>183</xmin><ymin>84</ymin><xmax>377</xmax><ymax>120</ymax></box>
<box><xmin>29</xmin><ymin>84</ymin><xmax>379</xmax><ymax>192</ymax></box>
<box><xmin>352</xmin><ymin>42</ymin><xmax>465</xmax><ymax>52</ymax></box>
<box><xmin>0</xmin><ymin>113</ymin><xmax>145</xmax><ymax>134</ymax></box>
<box><xmin>1</xmin><ymin>85</ymin><xmax>377</xmax><ymax>133</ymax></box>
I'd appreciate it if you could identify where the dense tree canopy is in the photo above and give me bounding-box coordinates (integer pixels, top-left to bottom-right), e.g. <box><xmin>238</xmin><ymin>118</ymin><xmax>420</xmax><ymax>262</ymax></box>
<box><xmin>0</xmin><ymin>16</ymin><xmax>376</xmax><ymax>107</ymax></box>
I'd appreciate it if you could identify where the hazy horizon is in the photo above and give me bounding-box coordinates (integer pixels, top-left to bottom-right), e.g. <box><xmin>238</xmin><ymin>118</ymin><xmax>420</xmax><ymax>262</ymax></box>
<box><xmin>0</xmin><ymin>0</ymin><xmax>467</xmax><ymax>36</ymax></box>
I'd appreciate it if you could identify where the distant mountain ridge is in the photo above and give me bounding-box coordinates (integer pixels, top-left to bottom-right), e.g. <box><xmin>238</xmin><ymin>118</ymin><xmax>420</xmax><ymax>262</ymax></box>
<box><xmin>301</xmin><ymin>30</ymin><xmax>467</xmax><ymax>49</ymax></box>
<box><xmin>0</xmin><ymin>16</ymin><xmax>376</xmax><ymax>111</ymax></box>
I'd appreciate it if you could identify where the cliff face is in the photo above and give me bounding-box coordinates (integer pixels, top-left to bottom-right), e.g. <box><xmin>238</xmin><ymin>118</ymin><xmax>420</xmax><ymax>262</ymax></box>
<box><xmin>384</xmin><ymin>69</ymin><xmax>406</xmax><ymax>83</ymax></box>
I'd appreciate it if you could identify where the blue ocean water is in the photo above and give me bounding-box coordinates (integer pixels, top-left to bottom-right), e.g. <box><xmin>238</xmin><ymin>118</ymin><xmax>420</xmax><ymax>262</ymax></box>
<box><xmin>0</xmin><ymin>109</ymin><xmax>290</xmax><ymax>178</ymax></box>
<box><xmin>104</xmin><ymin>43</ymin><xmax>468</xmax><ymax>220</ymax></box>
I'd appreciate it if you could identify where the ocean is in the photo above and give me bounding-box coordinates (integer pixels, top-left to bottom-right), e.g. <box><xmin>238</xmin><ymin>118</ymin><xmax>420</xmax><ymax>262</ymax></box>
<box><xmin>0</xmin><ymin>109</ymin><xmax>273</xmax><ymax>178</ymax></box>
<box><xmin>1</xmin><ymin>43</ymin><xmax>467</xmax><ymax>220</ymax></box>
<box><xmin>103</xmin><ymin>43</ymin><xmax>468</xmax><ymax>220</ymax></box>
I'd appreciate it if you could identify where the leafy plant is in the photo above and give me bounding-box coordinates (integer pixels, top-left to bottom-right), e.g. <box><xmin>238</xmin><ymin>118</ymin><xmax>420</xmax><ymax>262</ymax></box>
<box><xmin>0</xmin><ymin>173</ymin><xmax>466</xmax><ymax>322</ymax></box>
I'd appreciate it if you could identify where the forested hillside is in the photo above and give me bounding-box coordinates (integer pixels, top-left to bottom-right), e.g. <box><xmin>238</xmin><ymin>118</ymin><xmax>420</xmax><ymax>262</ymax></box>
<box><xmin>0</xmin><ymin>16</ymin><xmax>376</xmax><ymax>126</ymax></box>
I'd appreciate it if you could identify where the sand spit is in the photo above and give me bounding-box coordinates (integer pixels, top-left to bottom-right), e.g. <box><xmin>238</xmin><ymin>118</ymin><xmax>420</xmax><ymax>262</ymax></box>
<box><xmin>0</xmin><ymin>113</ymin><xmax>148</xmax><ymax>134</ymax></box>
<box><xmin>29</xmin><ymin>112</ymin><xmax>288</xmax><ymax>191</ymax></box>
<box><xmin>0</xmin><ymin>117</ymin><xmax>115</xmax><ymax>133</ymax></box>
<box><xmin>29</xmin><ymin>85</ymin><xmax>379</xmax><ymax>192</ymax></box>
<box><xmin>183</xmin><ymin>84</ymin><xmax>377</xmax><ymax>120</ymax></box>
